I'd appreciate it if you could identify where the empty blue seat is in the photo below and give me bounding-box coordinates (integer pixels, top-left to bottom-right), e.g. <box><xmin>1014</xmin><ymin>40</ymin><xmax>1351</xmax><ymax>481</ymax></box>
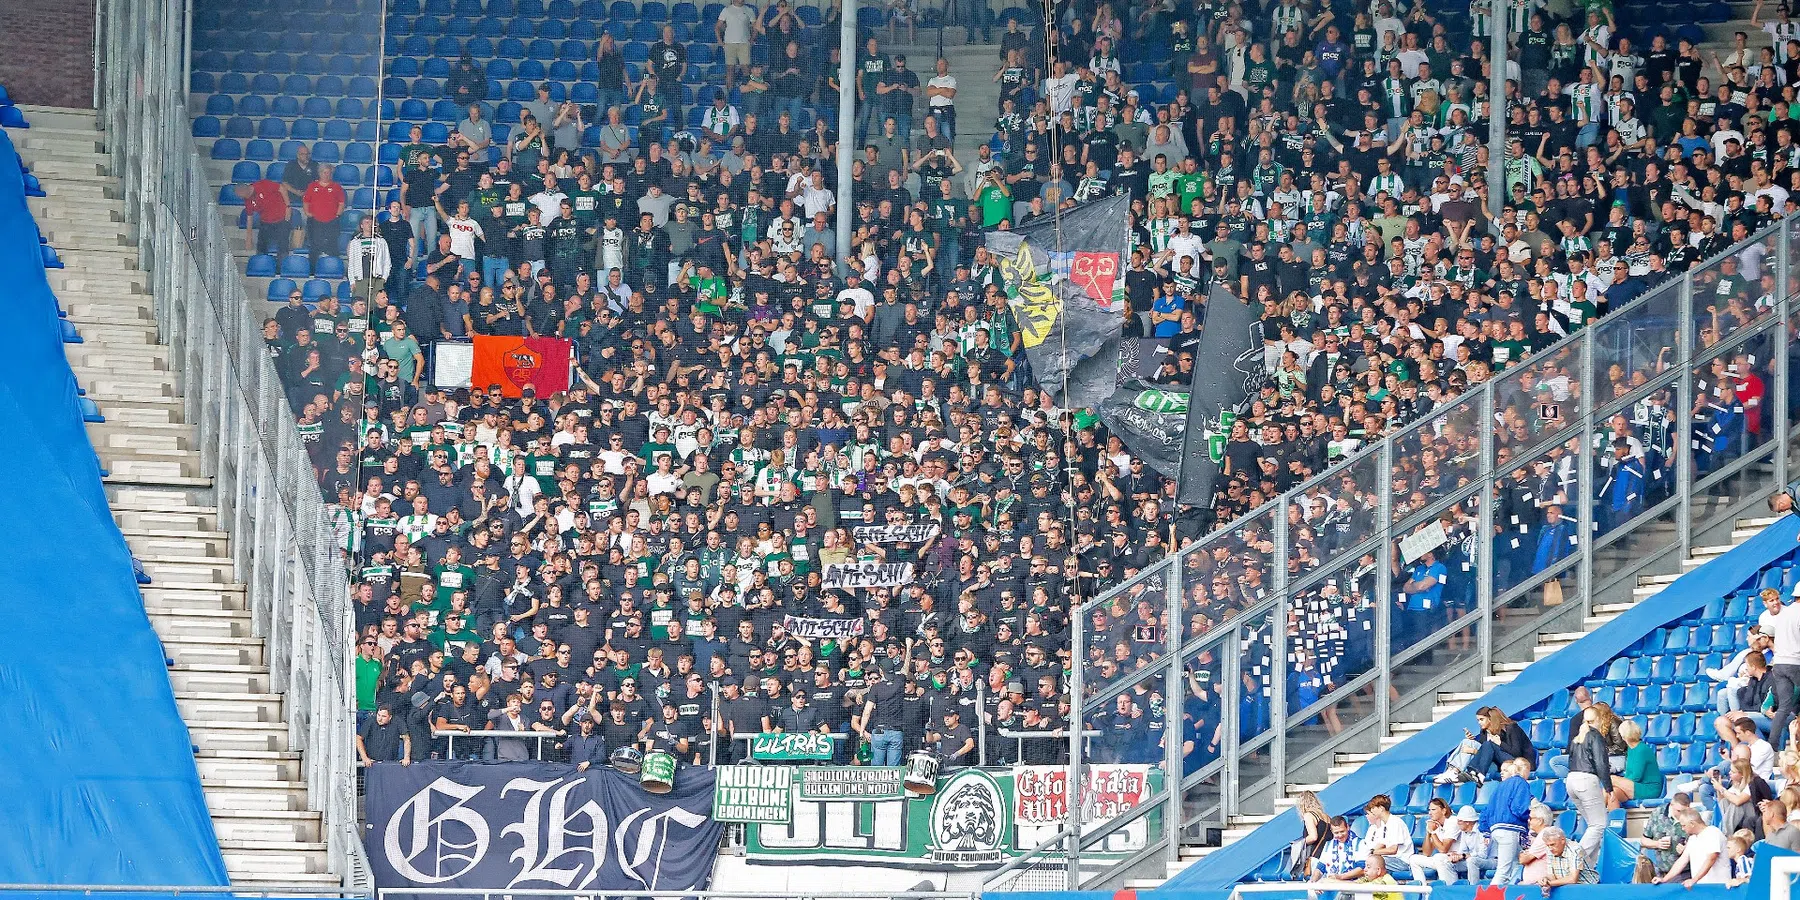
<box><xmin>1675</xmin><ymin>655</ymin><xmax>1700</xmax><ymax>682</ymax></box>
<box><xmin>290</xmin><ymin>120</ymin><xmax>320</xmax><ymax>141</ymax></box>
<box><xmin>1653</xmin><ymin>683</ymin><xmax>1681</xmax><ymax>712</ymax></box>
<box><xmin>424</xmin><ymin>56</ymin><xmax>452</xmax><ymax>78</ymax></box>
<box><xmin>1551</xmin><ymin>718</ymin><xmax>1572</xmax><ymax>746</ymax></box>
<box><xmin>210</xmin><ymin>138</ymin><xmax>242</xmax><ymax>159</ymax></box>
<box><xmin>1658</xmin><ymin>745</ymin><xmax>1681</xmax><ymax>772</ymax></box>
<box><xmin>244</xmin><ymin>139</ymin><xmax>275</xmax><ymax>161</ymax></box>
<box><xmin>1451</xmin><ymin>782</ymin><xmax>1477</xmax><ymax>808</ymax></box>
<box><xmin>257</xmin><ymin>118</ymin><xmax>288</xmax><ymax>140</ymax></box>
<box><xmin>389</xmin><ymin>56</ymin><xmax>421</xmax><ymax>78</ymax></box>
<box><xmin>206</xmin><ymin>95</ymin><xmax>235</xmax><ymax>116</ymax></box>
<box><xmin>540</xmin><ymin>19</ymin><xmax>568</xmax><ymax>38</ymax></box>
<box><xmin>280</xmin><ymin>255</ymin><xmax>312</xmax><ymax>278</ymax></box>
<box><xmin>1613</xmin><ymin>688</ymin><xmax>1640</xmax><ymax>717</ymax></box>
<box><xmin>246</xmin><ymin>254</ymin><xmax>279</xmax><ymax>277</ymax></box>
<box><xmin>230</xmin><ymin>161</ymin><xmax>262</xmax><ymax>182</ymax></box>
<box><xmin>237</xmin><ymin>95</ymin><xmax>269</xmax><ymax>118</ymax></box>
<box><xmin>1666</xmin><ymin>626</ymin><xmax>1690</xmax><ymax>652</ymax></box>
<box><xmin>333</xmin><ymin>163</ymin><xmax>361</xmax><ymax>185</ymax></box>
<box><xmin>1681</xmin><ymin>683</ymin><xmax>1711</xmax><ymax>711</ymax></box>
<box><xmin>1700</xmin><ymin>597</ymin><xmax>1726</xmax><ymax>622</ymax></box>
<box><xmin>518</xmin><ymin>59</ymin><xmax>546</xmax><ymax>80</ymax></box>
<box><xmin>266</xmin><ymin>278</ymin><xmax>299</xmax><ymax>301</ymax></box>
<box><xmin>1678</xmin><ymin>742</ymin><xmax>1709</xmax><ymax>772</ymax></box>
<box><xmin>1403</xmin><ymin>783</ymin><xmax>1430</xmax><ymax>815</ymax></box>
<box><xmin>315</xmin><ymin>256</ymin><xmax>347</xmax><ymax>278</ymax></box>
<box><xmin>1545</xmin><ymin>781</ymin><xmax>1568</xmax><ymax>808</ymax></box>
<box><xmin>302</xmin><ymin>279</ymin><xmax>334</xmax><ymax>301</ymax></box>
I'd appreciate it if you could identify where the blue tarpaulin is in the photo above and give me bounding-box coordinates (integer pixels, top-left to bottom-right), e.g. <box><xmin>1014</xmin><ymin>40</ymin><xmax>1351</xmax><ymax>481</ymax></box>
<box><xmin>1163</xmin><ymin>515</ymin><xmax>1800</xmax><ymax>891</ymax></box>
<box><xmin>0</xmin><ymin>129</ymin><xmax>228</xmax><ymax>884</ymax></box>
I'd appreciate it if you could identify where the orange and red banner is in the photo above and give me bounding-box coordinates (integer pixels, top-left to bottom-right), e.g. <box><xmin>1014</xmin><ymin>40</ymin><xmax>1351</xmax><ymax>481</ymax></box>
<box><xmin>470</xmin><ymin>335</ymin><xmax>572</xmax><ymax>397</ymax></box>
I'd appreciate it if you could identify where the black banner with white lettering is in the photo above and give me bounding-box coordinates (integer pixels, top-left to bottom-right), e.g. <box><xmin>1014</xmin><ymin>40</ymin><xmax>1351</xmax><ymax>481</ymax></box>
<box><xmin>363</xmin><ymin>761</ymin><xmax>723</xmax><ymax>891</ymax></box>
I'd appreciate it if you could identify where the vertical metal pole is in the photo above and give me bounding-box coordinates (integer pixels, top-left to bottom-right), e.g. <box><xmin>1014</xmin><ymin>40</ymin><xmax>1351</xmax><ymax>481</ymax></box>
<box><xmin>1777</xmin><ymin>219</ymin><xmax>1792</xmax><ymax>487</ymax></box>
<box><xmin>1576</xmin><ymin>323</ymin><xmax>1596</xmax><ymax>618</ymax></box>
<box><xmin>92</xmin><ymin>0</ymin><xmax>105</xmax><ymax>113</ymax></box>
<box><xmin>1221</xmin><ymin>623</ymin><xmax>1243</xmax><ymax>815</ymax></box>
<box><xmin>1476</xmin><ymin>377</ymin><xmax>1496</xmax><ymax>678</ymax></box>
<box><xmin>1485</xmin><ymin>0</ymin><xmax>1507</xmax><ymax>224</ymax></box>
<box><xmin>182</xmin><ymin>0</ymin><xmax>193</xmax><ymax>111</ymax></box>
<box><xmin>976</xmin><ymin>677</ymin><xmax>987</xmax><ymax>767</ymax></box>
<box><xmin>1066</xmin><ymin>616</ymin><xmax>1084</xmax><ymax>890</ymax></box>
<box><xmin>1162</xmin><ymin>559</ymin><xmax>1185</xmax><ymax>862</ymax></box>
<box><xmin>1268</xmin><ymin>510</ymin><xmax>1288</xmax><ymax>797</ymax></box>
<box><xmin>1374</xmin><ymin>440</ymin><xmax>1395</xmax><ymax>730</ymax></box>
<box><xmin>1676</xmin><ymin>276</ymin><xmax>1696</xmax><ymax>556</ymax></box>
<box><xmin>710</xmin><ymin>684</ymin><xmax>720</xmax><ymax>766</ymax></box>
<box><xmin>835</xmin><ymin>0</ymin><xmax>856</xmax><ymax>269</ymax></box>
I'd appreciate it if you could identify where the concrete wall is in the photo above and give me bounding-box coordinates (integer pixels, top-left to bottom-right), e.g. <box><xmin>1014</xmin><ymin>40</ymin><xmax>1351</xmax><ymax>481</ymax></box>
<box><xmin>0</xmin><ymin>0</ymin><xmax>97</xmax><ymax>109</ymax></box>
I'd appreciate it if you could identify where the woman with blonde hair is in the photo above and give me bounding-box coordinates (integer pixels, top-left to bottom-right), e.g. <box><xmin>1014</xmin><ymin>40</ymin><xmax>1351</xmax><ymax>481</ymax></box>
<box><xmin>1564</xmin><ymin>704</ymin><xmax>1613</xmax><ymax>864</ymax></box>
<box><xmin>1288</xmin><ymin>790</ymin><xmax>1330</xmax><ymax>877</ymax></box>
<box><xmin>1612</xmin><ymin>718</ymin><xmax>1664</xmax><ymax>806</ymax></box>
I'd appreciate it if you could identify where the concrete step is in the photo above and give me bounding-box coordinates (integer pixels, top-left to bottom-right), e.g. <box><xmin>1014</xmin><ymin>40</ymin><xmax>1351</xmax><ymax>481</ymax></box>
<box><xmin>161</xmin><ymin>636</ymin><xmax>266</xmax><ymax>668</ymax></box>
<box><xmin>223</xmin><ymin>848</ymin><xmax>334</xmax><ymax>880</ymax></box>
<box><xmin>151</xmin><ymin>610</ymin><xmax>255</xmax><ymax>641</ymax></box>
<box><xmin>210</xmin><ymin>809</ymin><xmax>323</xmax><ymax>844</ymax></box>
<box><xmin>176</xmin><ymin>692</ymin><xmax>285</xmax><ymax>724</ymax></box>
<box><xmin>196</xmin><ymin>754</ymin><xmax>305</xmax><ymax>783</ymax></box>
<box><xmin>125</xmin><ymin>531</ymin><xmax>230</xmax><ymax>558</ymax></box>
<box><xmin>117</xmin><ymin>508</ymin><xmax>223</xmax><ymax>532</ymax></box>
<box><xmin>188</xmin><ymin>721</ymin><xmax>291</xmax><ymax>755</ymax></box>
<box><xmin>169</xmin><ymin>666</ymin><xmax>272</xmax><ymax>694</ymax></box>
<box><xmin>106</xmin><ymin>485</ymin><xmax>212</xmax><ymax>512</ymax></box>
<box><xmin>200</xmin><ymin>779</ymin><xmax>312</xmax><ymax>812</ymax></box>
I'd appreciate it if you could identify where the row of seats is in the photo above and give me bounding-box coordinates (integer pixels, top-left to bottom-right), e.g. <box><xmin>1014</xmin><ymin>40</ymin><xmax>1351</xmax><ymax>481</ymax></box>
<box><xmin>263</xmin><ymin>277</ymin><xmax>359</xmax><ymax>302</ymax></box>
<box><xmin>190</xmin><ymin>53</ymin><xmax>379</xmax><ymax>78</ymax></box>
<box><xmin>392</xmin><ymin>5</ymin><xmax>821</xmax><ymax>34</ymax></box>
<box><xmin>215</xmin><ymin>179</ymin><xmax>397</xmax><ymax>212</ymax></box>
<box><xmin>249</xmin><ymin>254</ymin><xmax>350</xmax><ymax>279</ymax></box>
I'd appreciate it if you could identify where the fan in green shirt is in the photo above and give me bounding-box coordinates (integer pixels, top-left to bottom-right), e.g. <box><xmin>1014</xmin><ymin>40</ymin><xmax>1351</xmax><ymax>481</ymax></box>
<box><xmin>433</xmin><ymin>554</ymin><xmax>477</xmax><ymax>606</ymax></box>
<box><xmin>977</xmin><ymin>176</ymin><xmax>1012</xmax><ymax>227</ymax></box>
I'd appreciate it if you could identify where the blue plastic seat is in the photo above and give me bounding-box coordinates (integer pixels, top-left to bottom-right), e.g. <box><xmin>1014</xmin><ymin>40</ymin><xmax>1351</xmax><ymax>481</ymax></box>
<box><xmin>1675</xmin><ymin>656</ymin><xmax>1701</xmax><ymax>682</ymax></box>
<box><xmin>1658</xmin><ymin>745</ymin><xmax>1681</xmax><ymax>772</ymax></box>
<box><xmin>280</xmin><ymin>255</ymin><xmax>312</xmax><ymax>278</ymax></box>
<box><xmin>302</xmin><ymin>279</ymin><xmax>334</xmax><ymax>301</ymax></box>
<box><xmin>1681</xmin><ymin>683</ymin><xmax>1711</xmax><ymax>712</ymax></box>
<box><xmin>290</xmin><ymin>119</ymin><xmax>320</xmax><ymax>141</ymax></box>
<box><xmin>1551</xmin><ymin>718</ymin><xmax>1572</xmax><ymax>746</ymax></box>
<box><xmin>1666</xmin><ymin>626</ymin><xmax>1691</xmax><ymax>652</ymax></box>
<box><xmin>244</xmin><ymin>139</ymin><xmax>275</xmax><ymax>161</ymax></box>
<box><xmin>423</xmin><ymin>56</ymin><xmax>452</xmax><ymax>78</ymax></box>
<box><xmin>333</xmin><ymin>163</ymin><xmax>361</xmax><ymax>185</ymax></box>
<box><xmin>206</xmin><ymin>95</ymin><xmax>235</xmax><ymax>117</ymax></box>
<box><xmin>539</xmin><ymin>19</ymin><xmax>568</xmax><ymax>39</ymax></box>
<box><xmin>315</xmin><ymin>256</ymin><xmax>347</xmax><ymax>278</ymax></box>
<box><xmin>1678</xmin><ymin>742</ymin><xmax>1708</xmax><ymax>772</ymax></box>
<box><xmin>1404</xmin><ymin>783</ymin><xmax>1430</xmax><ymax>815</ymax></box>
<box><xmin>518</xmin><ymin>59</ymin><xmax>546</xmax><ymax>80</ymax></box>
<box><xmin>277</xmin><ymin>140</ymin><xmax>307</xmax><ymax>161</ymax></box>
<box><xmin>1545</xmin><ymin>781</ymin><xmax>1568</xmax><ymax>808</ymax></box>
<box><xmin>1451</xmin><ymin>782</ymin><xmax>1477</xmax><ymax>808</ymax></box>
<box><xmin>209</xmin><ymin>138</ymin><xmax>242</xmax><ymax>160</ymax></box>
<box><xmin>230</xmin><ymin>161</ymin><xmax>262</xmax><ymax>182</ymax></box>
<box><xmin>1602</xmin><ymin>658</ymin><xmax>1631</xmax><ymax>685</ymax></box>
<box><xmin>1614</xmin><ymin>687</ymin><xmax>1640</xmax><ymax>717</ymax></box>
<box><xmin>1654</xmin><ymin>683</ymin><xmax>1681</xmax><ymax>712</ymax></box>
<box><xmin>266</xmin><ymin>278</ymin><xmax>299</xmax><ymax>301</ymax></box>
<box><xmin>246</xmin><ymin>254</ymin><xmax>279</xmax><ymax>277</ymax></box>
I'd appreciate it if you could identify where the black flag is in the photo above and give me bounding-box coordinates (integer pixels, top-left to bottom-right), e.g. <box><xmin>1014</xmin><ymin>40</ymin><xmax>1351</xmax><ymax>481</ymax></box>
<box><xmin>1100</xmin><ymin>378</ymin><xmax>1193</xmax><ymax>478</ymax></box>
<box><xmin>1176</xmin><ymin>287</ymin><xmax>1266</xmax><ymax>508</ymax></box>
<box><xmin>986</xmin><ymin>194</ymin><xmax>1130</xmax><ymax>408</ymax></box>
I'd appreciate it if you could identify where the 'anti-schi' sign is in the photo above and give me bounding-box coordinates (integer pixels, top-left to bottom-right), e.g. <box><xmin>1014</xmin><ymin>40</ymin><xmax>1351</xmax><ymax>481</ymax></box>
<box><xmin>851</xmin><ymin>523</ymin><xmax>941</xmax><ymax>544</ymax></box>
<box><xmin>820</xmin><ymin>561</ymin><xmax>914</xmax><ymax>590</ymax></box>
<box><xmin>782</xmin><ymin>615</ymin><xmax>864</xmax><ymax>639</ymax></box>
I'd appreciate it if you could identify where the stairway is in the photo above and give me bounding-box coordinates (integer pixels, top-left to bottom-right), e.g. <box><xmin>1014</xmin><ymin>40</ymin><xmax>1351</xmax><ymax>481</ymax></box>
<box><xmin>1121</xmin><ymin>510</ymin><xmax>1785</xmax><ymax>890</ymax></box>
<box><xmin>8</xmin><ymin>105</ymin><xmax>335</xmax><ymax>889</ymax></box>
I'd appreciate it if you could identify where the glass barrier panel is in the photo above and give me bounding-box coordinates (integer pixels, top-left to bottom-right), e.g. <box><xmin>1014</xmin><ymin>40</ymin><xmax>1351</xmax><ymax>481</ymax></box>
<box><xmin>1490</xmin><ymin>435</ymin><xmax>1584</xmax><ymax>596</ymax></box>
<box><xmin>1493</xmin><ymin>563</ymin><xmax>1584</xmax><ymax>661</ymax></box>
<box><xmin>1688</xmin><ymin>323</ymin><xmax>1780</xmax><ymax>484</ymax></box>
<box><xmin>1286</xmin><ymin>448</ymin><xmax>1384</xmax><ymax>575</ymax></box>
<box><xmin>1179</xmin><ymin>766</ymin><xmax>1225</xmax><ymax>846</ymax></box>
<box><xmin>1389</xmin><ymin>482</ymin><xmax>1482</xmax><ymax>659</ymax></box>
<box><xmin>1592</xmin><ymin>279</ymin><xmax>1680</xmax><ymax>400</ymax></box>
<box><xmin>1388</xmin><ymin>391</ymin><xmax>1483</xmax><ymax>526</ymax></box>
<box><xmin>1179</xmin><ymin>504</ymin><xmax>1276</xmax><ymax>640</ymax></box>
<box><xmin>1391</xmin><ymin>607</ymin><xmax>1483</xmax><ymax>719</ymax></box>
<box><xmin>1287</xmin><ymin>554</ymin><xmax>1382</xmax><ymax>729</ymax></box>
<box><xmin>1591</xmin><ymin>497</ymin><xmax>1678</xmax><ymax>590</ymax></box>
<box><xmin>1691</xmin><ymin>448</ymin><xmax>1780</xmax><ymax>535</ymax></box>
<box><xmin>1691</xmin><ymin>228</ymin><xmax>1781</xmax><ymax>355</ymax></box>
<box><xmin>1238</xmin><ymin>608</ymin><xmax>1281</xmax><ymax>748</ymax></box>
<box><xmin>1084</xmin><ymin>557</ymin><xmax>1177</xmax><ymax>689</ymax></box>
<box><xmin>1492</xmin><ymin>341</ymin><xmax>1584</xmax><ymax>451</ymax></box>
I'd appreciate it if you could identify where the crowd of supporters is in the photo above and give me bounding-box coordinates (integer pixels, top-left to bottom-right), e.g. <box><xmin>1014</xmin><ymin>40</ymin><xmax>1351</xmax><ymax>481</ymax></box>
<box><xmin>247</xmin><ymin>0</ymin><xmax>1800</xmax><ymax>775</ymax></box>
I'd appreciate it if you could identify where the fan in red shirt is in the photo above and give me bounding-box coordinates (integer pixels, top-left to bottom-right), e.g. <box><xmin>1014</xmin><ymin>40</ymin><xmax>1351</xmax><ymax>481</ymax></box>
<box><xmin>242</xmin><ymin>177</ymin><xmax>290</xmax><ymax>256</ymax></box>
<box><xmin>300</xmin><ymin>163</ymin><xmax>346</xmax><ymax>265</ymax></box>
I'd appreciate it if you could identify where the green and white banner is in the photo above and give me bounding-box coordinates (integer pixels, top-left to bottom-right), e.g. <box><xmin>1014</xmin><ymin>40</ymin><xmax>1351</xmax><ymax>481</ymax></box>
<box><xmin>737</xmin><ymin>766</ymin><xmax>1161</xmax><ymax>869</ymax></box>
<box><xmin>714</xmin><ymin>765</ymin><xmax>795</xmax><ymax>823</ymax></box>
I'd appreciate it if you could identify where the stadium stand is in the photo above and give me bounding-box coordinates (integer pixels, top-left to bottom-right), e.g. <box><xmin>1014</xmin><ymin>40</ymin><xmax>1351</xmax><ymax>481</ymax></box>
<box><xmin>0</xmin><ymin>102</ymin><xmax>229</xmax><ymax>885</ymax></box>
<box><xmin>150</xmin><ymin>0</ymin><xmax>1800</xmax><ymax>887</ymax></box>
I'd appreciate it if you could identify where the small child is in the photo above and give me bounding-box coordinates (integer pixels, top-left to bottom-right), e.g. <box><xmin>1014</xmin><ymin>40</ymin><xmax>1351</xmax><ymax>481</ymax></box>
<box><xmin>1725</xmin><ymin>830</ymin><xmax>1755</xmax><ymax>887</ymax></box>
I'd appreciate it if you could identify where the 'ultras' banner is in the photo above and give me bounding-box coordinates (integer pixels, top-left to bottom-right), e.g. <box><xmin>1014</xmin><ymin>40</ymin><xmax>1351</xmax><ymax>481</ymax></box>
<box><xmin>986</xmin><ymin>193</ymin><xmax>1129</xmax><ymax>409</ymax></box>
<box><xmin>470</xmin><ymin>335</ymin><xmax>573</xmax><ymax>397</ymax></box>
<box><xmin>1178</xmin><ymin>286</ymin><xmax>1265</xmax><ymax>506</ymax></box>
<box><xmin>363</xmin><ymin>761</ymin><xmax>723</xmax><ymax>891</ymax></box>
<box><xmin>743</xmin><ymin>765</ymin><xmax>1161</xmax><ymax>869</ymax></box>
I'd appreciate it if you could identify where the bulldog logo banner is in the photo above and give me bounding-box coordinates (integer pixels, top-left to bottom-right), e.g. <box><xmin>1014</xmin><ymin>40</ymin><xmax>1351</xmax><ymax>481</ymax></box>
<box><xmin>470</xmin><ymin>335</ymin><xmax>573</xmax><ymax>397</ymax></box>
<box><xmin>363</xmin><ymin>761</ymin><xmax>723</xmax><ymax>891</ymax></box>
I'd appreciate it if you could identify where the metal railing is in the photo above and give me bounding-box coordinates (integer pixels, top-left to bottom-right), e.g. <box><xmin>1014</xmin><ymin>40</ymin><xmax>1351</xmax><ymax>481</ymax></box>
<box><xmin>1024</xmin><ymin>215</ymin><xmax>1800</xmax><ymax>891</ymax></box>
<box><xmin>94</xmin><ymin>0</ymin><xmax>375</xmax><ymax>890</ymax></box>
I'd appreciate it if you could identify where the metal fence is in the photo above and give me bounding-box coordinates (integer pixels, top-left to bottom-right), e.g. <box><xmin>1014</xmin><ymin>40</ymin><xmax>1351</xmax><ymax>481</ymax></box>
<box><xmin>1014</xmin><ymin>216</ymin><xmax>1800</xmax><ymax>890</ymax></box>
<box><xmin>94</xmin><ymin>0</ymin><xmax>374</xmax><ymax>890</ymax></box>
